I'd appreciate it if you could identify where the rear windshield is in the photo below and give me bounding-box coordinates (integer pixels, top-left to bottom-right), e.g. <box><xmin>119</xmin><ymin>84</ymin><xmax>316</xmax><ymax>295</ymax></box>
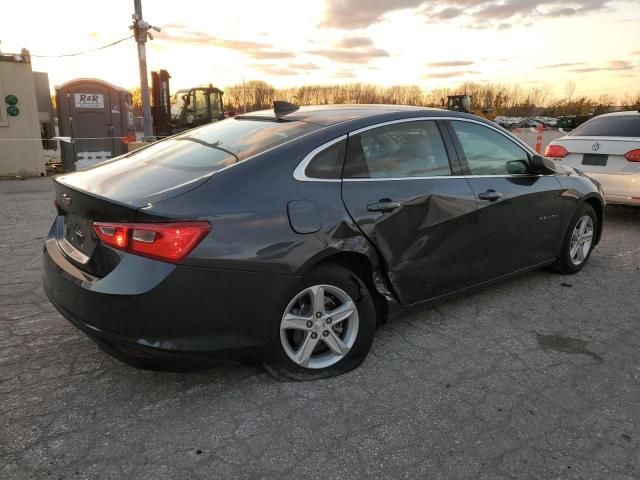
<box><xmin>120</xmin><ymin>118</ymin><xmax>322</xmax><ymax>172</ymax></box>
<box><xmin>570</xmin><ymin>115</ymin><xmax>640</xmax><ymax>137</ymax></box>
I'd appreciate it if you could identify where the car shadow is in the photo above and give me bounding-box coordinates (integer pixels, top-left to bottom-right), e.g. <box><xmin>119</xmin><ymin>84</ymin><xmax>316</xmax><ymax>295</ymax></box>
<box><xmin>605</xmin><ymin>204</ymin><xmax>640</xmax><ymax>221</ymax></box>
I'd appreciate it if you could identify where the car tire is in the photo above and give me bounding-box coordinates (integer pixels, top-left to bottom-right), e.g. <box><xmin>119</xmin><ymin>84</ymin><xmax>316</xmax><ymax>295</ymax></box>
<box><xmin>553</xmin><ymin>203</ymin><xmax>597</xmax><ymax>274</ymax></box>
<box><xmin>263</xmin><ymin>264</ymin><xmax>377</xmax><ymax>381</ymax></box>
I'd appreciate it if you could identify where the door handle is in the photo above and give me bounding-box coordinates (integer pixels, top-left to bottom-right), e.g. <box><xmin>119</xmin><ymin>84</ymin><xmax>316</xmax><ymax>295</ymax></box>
<box><xmin>478</xmin><ymin>190</ymin><xmax>503</xmax><ymax>202</ymax></box>
<box><xmin>367</xmin><ymin>199</ymin><xmax>402</xmax><ymax>213</ymax></box>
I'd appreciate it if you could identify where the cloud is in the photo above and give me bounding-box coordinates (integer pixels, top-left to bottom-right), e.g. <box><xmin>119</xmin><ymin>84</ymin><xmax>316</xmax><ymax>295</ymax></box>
<box><xmin>423</xmin><ymin>70</ymin><xmax>480</xmax><ymax>78</ymax></box>
<box><xmin>608</xmin><ymin>60</ymin><xmax>635</xmax><ymax>70</ymax></box>
<box><xmin>322</xmin><ymin>0</ymin><xmax>425</xmax><ymax>29</ymax></box>
<box><xmin>433</xmin><ymin>7</ymin><xmax>464</xmax><ymax>19</ymax></box>
<box><xmin>254</xmin><ymin>66</ymin><xmax>300</xmax><ymax>76</ymax></box>
<box><xmin>459</xmin><ymin>1</ymin><xmax>611</xmax><ymax>29</ymax></box>
<box><xmin>540</xmin><ymin>62</ymin><xmax>586</xmax><ymax>68</ymax></box>
<box><xmin>308</xmin><ymin>47</ymin><xmax>389</xmax><ymax>63</ymax></box>
<box><xmin>157</xmin><ymin>25</ymin><xmax>300</xmax><ymax>63</ymax></box>
<box><xmin>544</xmin><ymin>6</ymin><xmax>579</xmax><ymax>15</ymax></box>
<box><xmin>336</xmin><ymin>37</ymin><xmax>374</xmax><ymax>48</ymax></box>
<box><xmin>473</xmin><ymin>0</ymin><xmax>609</xmax><ymax>21</ymax></box>
<box><xmin>570</xmin><ymin>67</ymin><xmax>601</xmax><ymax>73</ymax></box>
<box><xmin>426</xmin><ymin>60</ymin><xmax>475</xmax><ymax>67</ymax></box>
<box><xmin>472</xmin><ymin>1</ymin><xmax>530</xmax><ymax>20</ymax></box>
<box><xmin>321</xmin><ymin>0</ymin><xmax>614</xmax><ymax>29</ymax></box>
<box><xmin>307</xmin><ymin>36</ymin><xmax>388</xmax><ymax>65</ymax></box>
<box><xmin>570</xmin><ymin>60</ymin><xmax>636</xmax><ymax>73</ymax></box>
<box><xmin>288</xmin><ymin>62</ymin><xmax>321</xmax><ymax>70</ymax></box>
<box><xmin>247</xmin><ymin>50</ymin><xmax>296</xmax><ymax>60</ymax></box>
<box><xmin>156</xmin><ymin>28</ymin><xmax>271</xmax><ymax>50</ymax></box>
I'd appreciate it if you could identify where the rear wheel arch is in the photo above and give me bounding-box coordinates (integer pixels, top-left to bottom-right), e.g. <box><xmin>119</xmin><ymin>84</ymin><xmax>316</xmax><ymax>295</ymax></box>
<box><xmin>297</xmin><ymin>251</ymin><xmax>390</xmax><ymax>326</ymax></box>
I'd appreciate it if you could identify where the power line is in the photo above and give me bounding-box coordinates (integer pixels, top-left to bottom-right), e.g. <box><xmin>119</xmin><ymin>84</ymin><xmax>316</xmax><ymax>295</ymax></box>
<box><xmin>31</xmin><ymin>35</ymin><xmax>133</xmax><ymax>58</ymax></box>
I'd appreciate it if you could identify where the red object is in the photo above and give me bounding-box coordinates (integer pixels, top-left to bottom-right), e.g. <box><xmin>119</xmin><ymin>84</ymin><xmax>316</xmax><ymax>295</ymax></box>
<box><xmin>121</xmin><ymin>135</ymin><xmax>137</xmax><ymax>145</ymax></box>
<box><xmin>544</xmin><ymin>144</ymin><xmax>568</xmax><ymax>159</ymax></box>
<box><xmin>534</xmin><ymin>124</ymin><xmax>544</xmax><ymax>154</ymax></box>
<box><xmin>93</xmin><ymin>221</ymin><xmax>211</xmax><ymax>263</ymax></box>
<box><xmin>624</xmin><ymin>149</ymin><xmax>640</xmax><ymax>162</ymax></box>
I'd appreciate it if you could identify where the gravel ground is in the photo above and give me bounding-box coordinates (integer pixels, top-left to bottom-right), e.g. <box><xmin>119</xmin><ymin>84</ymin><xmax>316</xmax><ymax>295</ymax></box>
<box><xmin>1</xmin><ymin>177</ymin><xmax>639</xmax><ymax>480</ymax></box>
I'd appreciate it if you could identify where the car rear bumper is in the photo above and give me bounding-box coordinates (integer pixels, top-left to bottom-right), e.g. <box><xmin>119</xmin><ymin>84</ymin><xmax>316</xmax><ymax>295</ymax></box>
<box><xmin>43</xmin><ymin>228</ymin><xmax>299</xmax><ymax>364</ymax></box>
<box><xmin>604</xmin><ymin>194</ymin><xmax>640</xmax><ymax>206</ymax></box>
<box><xmin>582</xmin><ymin>172</ymin><xmax>640</xmax><ymax>205</ymax></box>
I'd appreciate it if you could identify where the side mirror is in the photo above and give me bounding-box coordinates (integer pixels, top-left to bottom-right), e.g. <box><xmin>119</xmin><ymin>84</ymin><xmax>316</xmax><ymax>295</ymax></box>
<box><xmin>182</xmin><ymin>94</ymin><xmax>190</xmax><ymax>106</ymax></box>
<box><xmin>506</xmin><ymin>159</ymin><xmax>529</xmax><ymax>174</ymax></box>
<box><xmin>529</xmin><ymin>155</ymin><xmax>557</xmax><ymax>175</ymax></box>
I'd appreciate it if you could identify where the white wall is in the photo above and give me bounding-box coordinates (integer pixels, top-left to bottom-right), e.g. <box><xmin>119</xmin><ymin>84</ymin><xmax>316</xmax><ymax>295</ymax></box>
<box><xmin>0</xmin><ymin>60</ymin><xmax>45</xmax><ymax>177</ymax></box>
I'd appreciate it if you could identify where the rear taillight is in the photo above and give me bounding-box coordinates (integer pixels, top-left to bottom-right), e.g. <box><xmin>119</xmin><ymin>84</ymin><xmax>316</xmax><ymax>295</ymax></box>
<box><xmin>624</xmin><ymin>149</ymin><xmax>640</xmax><ymax>162</ymax></box>
<box><xmin>544</xmin><ymin>144</ymin><xmax>568</xmax><ymax>159</ymax></box>
<box><xmin>93</xmin><ymin>222</ymin><xmax>211</xmax><ymax>263</ymax></box>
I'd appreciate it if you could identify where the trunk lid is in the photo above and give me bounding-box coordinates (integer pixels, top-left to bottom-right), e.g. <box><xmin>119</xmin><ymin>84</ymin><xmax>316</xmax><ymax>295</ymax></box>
<box><xmin>554</xmin><ymin>136</ymin><xmax>640</xmax><ymax>175</ymax></box>
<box><xmin>52</xmin><ymin>180</ymin><xmax>143</xmax><ymax>278</ymax></box>
<box><xmin>54</xmin><ymin>145</ymin><xmax>216</xmax><ymax>209</ymax></box>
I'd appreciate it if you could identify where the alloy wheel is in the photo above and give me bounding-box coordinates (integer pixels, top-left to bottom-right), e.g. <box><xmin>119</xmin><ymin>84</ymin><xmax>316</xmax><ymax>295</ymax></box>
<box><xmin>279</xmin><ymin>284</ymin><xmax>359</xmax><ymax>369</ymax></box>
<box><xmin>569</xmin><ymin>215</ymin><xmax>594</xmax><ymax>266</ymax></box>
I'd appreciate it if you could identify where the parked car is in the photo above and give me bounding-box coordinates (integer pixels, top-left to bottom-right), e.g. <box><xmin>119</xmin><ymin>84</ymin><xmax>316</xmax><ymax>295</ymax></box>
<box><xmin>545</xmin><ymin>111</ymin><xmax>640</xmax><ymax>206</ymax></box>
<box><xmin>43</xmin><ymin>104</ymin><xmax>605</xmax><ymax>380</ymax></box>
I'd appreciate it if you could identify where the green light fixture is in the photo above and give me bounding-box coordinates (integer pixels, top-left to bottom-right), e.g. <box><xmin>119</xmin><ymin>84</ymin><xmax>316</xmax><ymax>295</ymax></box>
<box><xmin>5</xmin><ymin>94</ymin><xmax>18</xmax><ymax>106</ymax></box>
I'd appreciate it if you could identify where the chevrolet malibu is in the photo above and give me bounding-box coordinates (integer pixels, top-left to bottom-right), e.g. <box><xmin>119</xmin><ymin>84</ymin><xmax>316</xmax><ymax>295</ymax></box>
<box><xmin>44</xmin><ymin>104</ymin><xmax>605</xmax><ymax>380</ymax></box>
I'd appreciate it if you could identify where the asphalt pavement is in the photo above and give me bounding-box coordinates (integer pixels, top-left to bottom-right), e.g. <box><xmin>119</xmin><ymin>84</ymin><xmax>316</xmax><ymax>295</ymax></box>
<box><xmin>1</xmin><ymin>177</ymin><xmax>639</xmax><ymax>480</ymax></box>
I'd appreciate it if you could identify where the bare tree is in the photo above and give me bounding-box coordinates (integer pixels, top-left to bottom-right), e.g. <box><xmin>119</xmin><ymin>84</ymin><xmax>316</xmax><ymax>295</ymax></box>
<box><xmin>220</xmin><ymin>79</ymin><xmax>637</xmax><ymax>116</ymax></box>
<box><xmin>564</xmin><ymin>80</ymin><xmax>576</xmax><ymax>102</ymax></box>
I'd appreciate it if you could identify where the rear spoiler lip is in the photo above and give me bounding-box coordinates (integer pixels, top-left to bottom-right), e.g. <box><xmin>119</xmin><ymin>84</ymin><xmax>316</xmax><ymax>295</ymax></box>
<box><xmin>53</xmin><ymin>175</ymin><xmax>144</xmax><ymax>210</ymax></box>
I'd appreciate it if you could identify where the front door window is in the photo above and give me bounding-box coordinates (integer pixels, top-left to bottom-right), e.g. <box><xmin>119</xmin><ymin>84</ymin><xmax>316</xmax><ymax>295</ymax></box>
<box><xmin>450</xmin><ymin>121</ymin><xmax>530</xmax><ymax>175</ymax></box>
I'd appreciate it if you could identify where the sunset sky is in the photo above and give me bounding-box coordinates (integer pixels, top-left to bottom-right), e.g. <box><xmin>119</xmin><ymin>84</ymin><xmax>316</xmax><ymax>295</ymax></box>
<box><xmin>2</xmin><ymin>0</ymin><xmax>639</xmax><ymax>98</ymax></box>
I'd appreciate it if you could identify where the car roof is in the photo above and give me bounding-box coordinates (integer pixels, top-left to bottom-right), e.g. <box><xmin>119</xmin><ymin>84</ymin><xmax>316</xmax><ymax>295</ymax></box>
<box><xmin>592</xmin><ymin>110</ymin><xmax>640</xmax><ymax>118</ymax></box>
<box><xmin>236</xmin><ymin>104</ymin><xmax>462</xmax><ymax>126</ymax></box>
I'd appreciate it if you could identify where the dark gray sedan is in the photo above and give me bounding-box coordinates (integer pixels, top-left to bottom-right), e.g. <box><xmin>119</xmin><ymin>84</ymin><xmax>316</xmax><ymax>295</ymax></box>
<box><xmin>43</xmin><ymin>104</ymin><xmax>605</xmax><ymax>380</ymax></box>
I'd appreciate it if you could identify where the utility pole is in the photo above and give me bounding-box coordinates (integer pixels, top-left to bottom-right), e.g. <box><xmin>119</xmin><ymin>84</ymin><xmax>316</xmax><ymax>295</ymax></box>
<box><xmin>132</xmin><ymin>0</ymin><xmax>157</xmax><ymax>140</ymax></box>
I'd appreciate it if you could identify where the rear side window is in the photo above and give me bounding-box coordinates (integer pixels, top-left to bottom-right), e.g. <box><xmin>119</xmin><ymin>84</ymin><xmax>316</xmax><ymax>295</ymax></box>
<box><xmin>114</xmin><ymin>118</ymin><xmax>322</xmax><ymax>172</ymax></box>
<box><xmin>450</xmin><ymin>121</ymin><xmax>529</xmax><ymax>175</ymax></box>
<box><xmin>304</xmin><ymin>139</ymin><xmax>346</xmax><ymax>179</ymax></box>
<box><xmin>570</xmin><ymin>115</ymin><xmax>640</xmax><ymax>137</ymax></box>
<box><xmin>344</xmin><ymin>121</ymin><xmax>451</xmax><ymax>179</ymax></box>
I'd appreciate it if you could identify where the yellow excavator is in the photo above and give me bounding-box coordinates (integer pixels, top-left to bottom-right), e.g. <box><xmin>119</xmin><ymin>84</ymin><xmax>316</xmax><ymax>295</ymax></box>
<box><xmin>446</xmin><ymin>95</ymin><xmax>497</xmax><ymax>121</ymax></box>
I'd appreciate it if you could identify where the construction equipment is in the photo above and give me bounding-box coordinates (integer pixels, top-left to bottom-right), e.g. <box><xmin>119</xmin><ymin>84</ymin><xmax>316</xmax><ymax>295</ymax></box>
<box><xmin>446</xmin><ymin>95</ymin><xmax>497</xmax><ymax>121</ymax></box>
<box><xmin>169</xmin><ymin>85</ymin><xmax>224</xmax><ymax>130</ymax></box>
<box><xmin>446</xmin><ymin>95</ymin><xmax>471</xmax><ymax>114</ymax></box>
<box><xmin>151</xmin><ymin>69</ymin><xmax>225</xmax><ymax>137</ymax></box>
